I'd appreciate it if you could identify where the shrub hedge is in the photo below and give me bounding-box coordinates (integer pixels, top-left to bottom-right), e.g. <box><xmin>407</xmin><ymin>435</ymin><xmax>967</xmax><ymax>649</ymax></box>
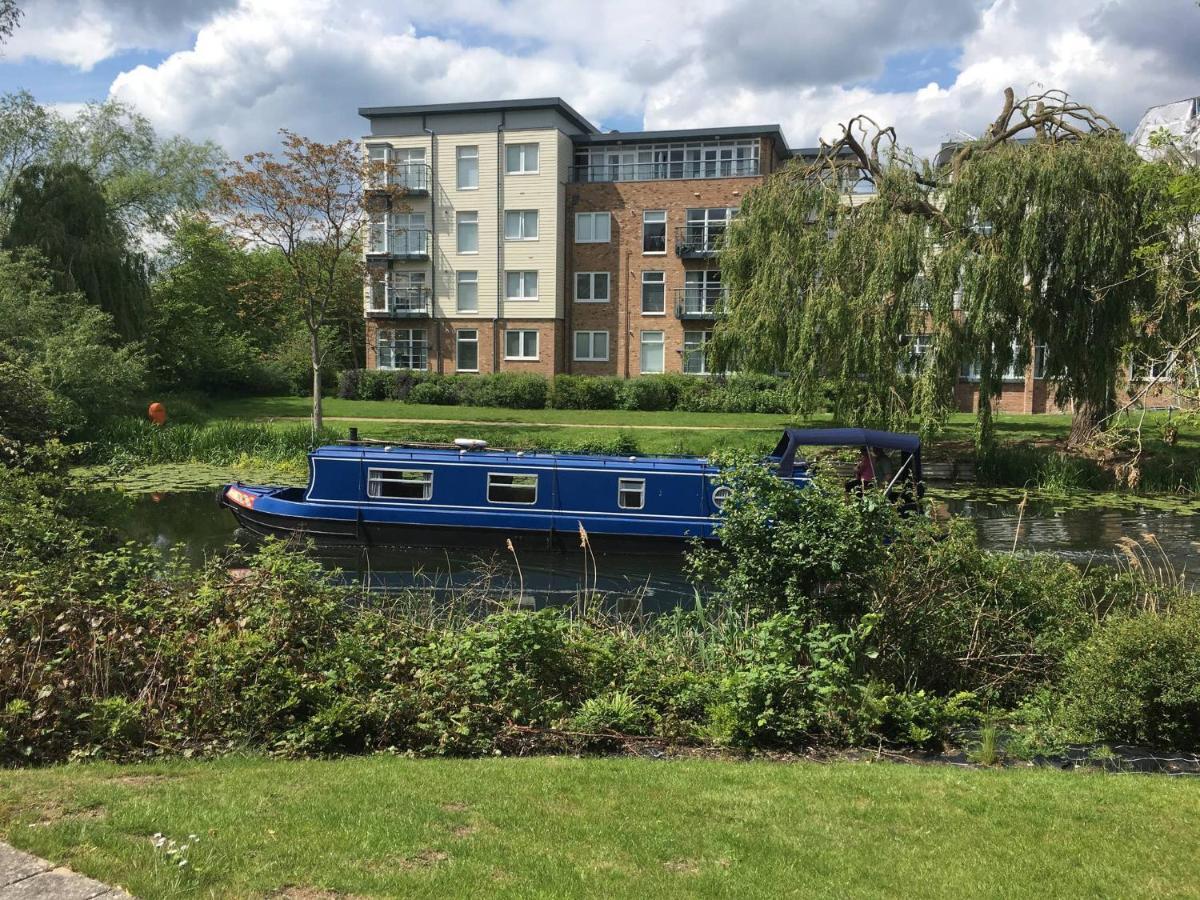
<box><xmin>337</xmin><ymin>369</ymin><xmax>796</xmax><ymax>414</ymax></box>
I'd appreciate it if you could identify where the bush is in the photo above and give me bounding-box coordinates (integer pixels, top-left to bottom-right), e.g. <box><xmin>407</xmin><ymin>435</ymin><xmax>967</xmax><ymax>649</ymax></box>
<box><xmin>1061</xmin><ymin>601</ymin><xmax>1200</xmax><ymax>750</ymax></box>
<box><xmin>408</xmin><ymin>376</ymin><xmax>461</xmax><ymax>406</ymax></box>
<box><xmin>549</xmin><ymin>375</ymin><xmax>623</xmax><ymax>410</ymax></box>
<box><xmin>619</xmin><ymin>376</ymin><xmax>675</xmax><ymax>411</ymax></box>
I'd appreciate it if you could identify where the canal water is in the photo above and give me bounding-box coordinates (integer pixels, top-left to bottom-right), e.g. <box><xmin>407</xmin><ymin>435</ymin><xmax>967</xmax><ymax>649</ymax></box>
<box><xmin>94</xmin><ymin>489</ymin><xmax>1200</xmax><ymax>605</ymax></box>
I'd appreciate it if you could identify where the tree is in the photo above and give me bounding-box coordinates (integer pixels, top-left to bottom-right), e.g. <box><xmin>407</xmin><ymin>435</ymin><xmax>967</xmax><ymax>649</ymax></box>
<box><xmin>717</xmin><ymin>88</ymin><xmax>1158</xmax><ymax>447</ymax></box>
<box><xmin>0</xmin><ymin>248</ymin><xmax>146</xmax><ymax>435</ymax></box>
<box><xmin>212</xmin><ymin>132</ymin><xmax>388</xmax><ymax>429</ymax></box>
<box><xmin>3</xmin><ymin>162</ymin><xmax>150</xmax><ymax>341</ymax></box>
<box><xmin>0</xmin><ymin>1</ymin><xmax>21</xmax><ymax>46</ymax></box>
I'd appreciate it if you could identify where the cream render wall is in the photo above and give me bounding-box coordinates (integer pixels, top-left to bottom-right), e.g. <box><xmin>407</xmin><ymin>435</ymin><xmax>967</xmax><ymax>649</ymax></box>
<box><xmin>363</xmin><ymin>127</ymin><xmax>565</xmax><ymax>322</ymax></box>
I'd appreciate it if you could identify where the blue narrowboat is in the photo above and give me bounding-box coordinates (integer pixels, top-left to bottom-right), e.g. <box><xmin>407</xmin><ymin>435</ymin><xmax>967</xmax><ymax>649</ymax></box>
<box><xmin>219</xmin><ymin>428</ymin><xmax>922</xmax><ymax>549</ymax></box>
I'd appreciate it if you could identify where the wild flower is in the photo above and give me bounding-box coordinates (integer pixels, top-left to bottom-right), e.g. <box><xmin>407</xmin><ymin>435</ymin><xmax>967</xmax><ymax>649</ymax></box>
<box><xmin>151</xmin><ymin>832</ymin><xmax>200</xmax><ymax>869</ymax></box>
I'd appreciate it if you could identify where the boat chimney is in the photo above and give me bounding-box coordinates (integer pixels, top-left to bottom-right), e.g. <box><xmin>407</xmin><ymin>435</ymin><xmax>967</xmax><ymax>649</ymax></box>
<box><xmin>348</xmin><ymin>427</ymin><xmax>359</xmax><ymax>443</ymax></box>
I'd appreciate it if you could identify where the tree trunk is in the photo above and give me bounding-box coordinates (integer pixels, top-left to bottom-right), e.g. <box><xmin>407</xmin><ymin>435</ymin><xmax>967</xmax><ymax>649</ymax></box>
<box><xmin>1067</xmin><ymin>399</ymin><xmax>1108</xmax><ymax>448</ymax></box>
<box><xmin>310</xmin><ymin>328</ymin><xmax>323</xmax><ymax>431</ymax></box>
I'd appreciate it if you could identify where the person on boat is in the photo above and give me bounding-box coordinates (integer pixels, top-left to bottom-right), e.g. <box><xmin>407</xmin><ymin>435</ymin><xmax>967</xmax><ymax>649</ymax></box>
<box><xmin>846</xmin><ymin>447</ymin><xmax>876</xmax><ymax>495</ymax></box>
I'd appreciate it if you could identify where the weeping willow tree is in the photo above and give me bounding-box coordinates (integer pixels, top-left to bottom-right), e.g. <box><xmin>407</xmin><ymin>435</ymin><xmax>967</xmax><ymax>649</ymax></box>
<box><xmin>716</xmin><ymin>88</ymin><xmax>1157</xmax><ymax>447</ymax></box>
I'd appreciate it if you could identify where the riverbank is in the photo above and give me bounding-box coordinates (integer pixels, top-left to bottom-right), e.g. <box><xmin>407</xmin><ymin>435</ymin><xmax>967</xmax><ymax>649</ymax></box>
<box><xmin>4</xmin><ymin>755</ymin><xmax>1198</xmax><ymax>899</ymax></box>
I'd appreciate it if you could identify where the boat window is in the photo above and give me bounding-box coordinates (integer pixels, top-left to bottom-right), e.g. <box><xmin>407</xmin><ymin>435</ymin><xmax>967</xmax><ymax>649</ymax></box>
<box><xmin>487</xmin><ymin>472</ymin><xmax>538</xmax><ymax>504</ymax></box>
<box><xmin>618</xmin><ymin>478</ymin><xmax>645</xmax><ymax>510</ymax></box>
<box><xmin>368</xmin><ymin>468</ymin><xmax>433</xmax><ymax>500</ymax></box>
<box><xmin>712</xmin><ymin>485</ymin><xmax>732</xmax><ymax>509</ymax></box>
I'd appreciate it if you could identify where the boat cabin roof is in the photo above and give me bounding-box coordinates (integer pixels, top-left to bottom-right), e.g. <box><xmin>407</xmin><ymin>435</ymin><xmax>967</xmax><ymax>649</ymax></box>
<box><xmin>311</xmin><ymin>443</ymin><xmax>714</xmax><ymax>474</ymax></box>
<box><xmin>772</xmin><ymin>428</ymin><xmax>922</xmax><ymax>478</ymax></box>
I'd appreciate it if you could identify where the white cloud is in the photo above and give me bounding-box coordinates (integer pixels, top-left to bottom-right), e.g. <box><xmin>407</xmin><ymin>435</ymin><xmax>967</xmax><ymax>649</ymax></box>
<box><xmin>83</xmin><ymin>0</ymin><xmax>1200</xmax><ymax>159</ymax></box>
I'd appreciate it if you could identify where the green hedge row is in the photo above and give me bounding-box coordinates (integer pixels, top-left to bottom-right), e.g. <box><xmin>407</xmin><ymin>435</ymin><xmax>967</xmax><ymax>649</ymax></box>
<box><xmin>337</xmin><ymin>370</ymin><xmax>795</xmax><ymax>414</ymax></box>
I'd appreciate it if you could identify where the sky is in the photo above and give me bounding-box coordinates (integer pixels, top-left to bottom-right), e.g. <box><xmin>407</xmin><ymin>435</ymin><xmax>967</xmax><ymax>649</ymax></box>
<box><xmin>1</xmin><ymin>0</ymin><xmax>1198</xmax><ymax>159</ymax></box>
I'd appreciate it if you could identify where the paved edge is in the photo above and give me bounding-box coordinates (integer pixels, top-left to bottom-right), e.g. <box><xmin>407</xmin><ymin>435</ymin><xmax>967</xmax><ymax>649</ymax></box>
<box><xmin>0</xmin><ymin>843</ymin><xmax>134</xmax><ymax>899</ymax></box>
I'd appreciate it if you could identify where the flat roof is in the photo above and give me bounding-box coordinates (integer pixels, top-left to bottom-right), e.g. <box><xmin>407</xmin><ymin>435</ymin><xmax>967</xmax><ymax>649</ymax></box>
<box><xmin>357</xmin><ymin>97</ymin><xmax>599</xmax><ymax>135</ymax></box>
<box><xmin>575</xmin><ymin>123</ymin><xmax>792</xmax><ymax>157</ymax></box>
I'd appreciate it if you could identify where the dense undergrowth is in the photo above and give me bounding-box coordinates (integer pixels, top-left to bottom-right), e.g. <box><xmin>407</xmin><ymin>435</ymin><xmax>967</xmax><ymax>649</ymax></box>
<box><xmin>3</xmin><ymin>445</ymin><xmax>1199</xmax><ymax>766</ymax></box>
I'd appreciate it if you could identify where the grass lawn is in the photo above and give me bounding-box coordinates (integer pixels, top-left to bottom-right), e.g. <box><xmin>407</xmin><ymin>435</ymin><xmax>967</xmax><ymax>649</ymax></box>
<box><xmin>3</xmin><ymin>756</ymin><xmax>1199</xmax><ymax>899</ymax></box>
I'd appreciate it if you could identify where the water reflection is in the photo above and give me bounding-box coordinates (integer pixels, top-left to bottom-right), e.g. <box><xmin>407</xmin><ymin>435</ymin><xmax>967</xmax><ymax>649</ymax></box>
<box><xmin>95</xmin><ymin>490</ymin><xmax>1200</xmax><ymax>603</ymax></box>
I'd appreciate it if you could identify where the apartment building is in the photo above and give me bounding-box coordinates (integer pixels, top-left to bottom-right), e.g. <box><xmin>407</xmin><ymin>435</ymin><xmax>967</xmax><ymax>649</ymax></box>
<box><xmin>358</xmin><ymin>97</ymin><xmax>794</xmax><ymax>379</ymax></box>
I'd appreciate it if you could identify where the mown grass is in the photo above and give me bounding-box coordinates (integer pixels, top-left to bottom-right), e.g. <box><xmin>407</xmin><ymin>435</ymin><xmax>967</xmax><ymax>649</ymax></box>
<box><xmin>3</xmin><ymin>756</ymin><xmax>1198</xmax><ymax>899</ymax></box>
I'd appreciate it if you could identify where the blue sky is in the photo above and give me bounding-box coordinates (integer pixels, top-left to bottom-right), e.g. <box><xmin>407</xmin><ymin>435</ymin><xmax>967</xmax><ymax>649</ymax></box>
<box><xmin>0</xmin><ymin>0</ymin><xmax>1196</xmax><ymax>157</ymax></box>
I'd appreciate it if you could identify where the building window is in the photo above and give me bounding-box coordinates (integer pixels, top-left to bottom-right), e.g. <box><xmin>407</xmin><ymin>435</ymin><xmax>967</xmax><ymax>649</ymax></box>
<box><xmin>505</xmin><ymin>329</ymin><xmax>539</xmax><ymax>360</ymax></box>
<box><xmin>904</xmin><ymin>334</ymin><xmax>933</xmax><ymax>372</ymax></box>
<box><xmin>640</xmin><ymin>331</ymin><xmax>664</xmax><ymax>373</ymax></box>
<box><xmin>571</xmin><ymin>139</ymin><xmax>760</xmax><ymax>183</ymax></box>
<box><xmin>456</xmin><ymin>329</ymin><xmax>479</xmax><ymax>372</ymax></box>
<box><xmin>504</xmin><ymin>209</ymin><xmax>539</xmax><ymax>240</ymax></box>
<box><xmin>456</xmin><ymin>270</ymin><xmax>478</xmax><ymax>313</ymax></box>
<box><xmin>641</xmin><ymin>271</ymin><xmax>665</xmax><ymax>315</ymax></box>
<box><xmin>683</xmin><ymin>270</ymin><xmax>722</xmax><ymax>315</ymax></box>
<box><xmin>574</xmin><ymin>272</ymin><xmax>610</xmax><ymax>302</ymax></box>
<box><xmin>618</xmin><ymin>478</ymin><xmax>645</xmax><ymax>510</ymax></box>
<box><xmin>574</xmin><ymin>330</ymin><xmax>609</xmax><ymax>362</ymax></box>
<box><xmin>456</xmin><ymin>145</ymin><xmax>478</xmax><ymax>190</ymax></box>
<box><xmin>683</xmin><ymin>207</ymin><xmax>734</xmax><ymax>251</ymax></box>
<box><xmin>505</xmin><ymin>143</ymin><xmax>539</xmax><ymax>174</ymax></box>
<box><xmin>377</xmin><ymin>328</ymin><xmax>428</xmax><ymax>370</ymax></box>
<box><xmin>505</xmin><ymin>270</ymin><xmax>538</xmax><ymax>300</ymax></box>
<box><xmin>488</xmin><ymin>472</ymin><xmax>538</xmax><ymax>504</ymax></box>
<box><xmin>683</xmin><ymin>330</ymin><xmax>712</xmax><ymax>374</ymax></box>
<box><xmin>575</xmin><ymin>212</ymin><xmax>611</xmax><ymax>243</ymax></box>
<box><xmin>456</xmin><ymin>211</ymin><xmax>478</xmax><ymax>254</ymax></box>
<box><xmin>367</xmin><ymin>469</ymin><xmax>433</xmax><ymax>500</ymax></box>
<box><xmin>370</xmin><ymin>271</ymin><xmax>427</xmax><ymax>314</ymax></box>
<box><xmin>643</xmin><ymin>210</ymin><xmax>666</xmax><ymax>253</ymax></box>
<box><xmin>961</xmin><ymin>340</ymin><xmax>1027</xmax><ymax>382</ymax></box>
<box><xmin>369</xmin><ymin>212</ymin><xmax>427</xmax><ymax>255</ymax></box>
<box><xmin>1035</xmin><ymin>344</ymin><xmax>1048</xmax><ymax>380</ymax></box>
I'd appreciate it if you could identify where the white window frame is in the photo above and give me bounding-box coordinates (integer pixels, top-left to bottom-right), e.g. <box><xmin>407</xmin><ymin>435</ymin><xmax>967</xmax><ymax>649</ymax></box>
<box><xmin>640</xmin><ymin>330</ymin><xmax>665</xmax><ymax>374</ymax></box>
<box><xmin>455</xmin><ymin>328</ymin><xmax>479</xmax><ymax>373</ymax></box>
<box><xmin>456</xmin><ymin>270</ymin><xmax>478</xmax><ymax>314</ymax></box>
<box><xmin>712</xmin><ymin>485</ymin><xmax>732</xmax><ymax>509</ymax></box>
<box><xmin>641</xmin><ymin>271</ymin><xmax>666</xmax><ymax>316</ymax></box>
<box><xmin>505</xmin><ymin>329</ymin><xmax>539</xmax><ymax>360</ymax></box>
<box><xmin>367</xmin><ymin>468</ymin><xmax>433</xmax><ymax>501</ymax></box>
<box><xmin>683</xmin><ymin>330</ymin><xmax>712</xmax><ymax>375</ymax></box>
<box><xmin>573</xmin><ymin>330</ymin><xmax>609</xmax><ymax>362</ymax></box>
<box><xmin>504</xmin><ymin>209</ymin><xmax>539</xmax><ymax>241</ymax></box>
<box><xmin>574</xmin><ymin>271</ymin><xmax>610</xmax><ymax>303</ymax></box>
<box><xmin>618</xmin><ymin>477</ymin><xmax>645</xmax><ymax>510</ymax></box>
<box><xmin>376</xmin><ymin>328</ymin><xmax>428</xmax><ymax>371</ymax></box>
<box><xmin>642</xmin><ymin>210</ymin><xmax>667</xmax><ymax>254</ymax></box>
<box><xmin>487</xmin><ymin>472</ymin><xmax>538</xmax><ymax>504</ymax></box>
<box><xmin>456</xmin><ymin>145</ymin><xmax>479</xmax><ymax>190</ymax></box>
<box><xmin>456</xmin><ymin>211</ymin><xmax>478</xmax><ymax>254</ymax></box>
<box><xmin>575</xmin><ymin>212</ymin><xmax>611</xmax><ymax>243</ymax></box>
<box><xmin>505</xmin><ymin>143</ymin><xmax>539</xmax><ymax>175</ymax></box>
<box><xmin>505</xmin><ymin>270</ymin><xmax>538</xmax><ymax>301</ymax></box>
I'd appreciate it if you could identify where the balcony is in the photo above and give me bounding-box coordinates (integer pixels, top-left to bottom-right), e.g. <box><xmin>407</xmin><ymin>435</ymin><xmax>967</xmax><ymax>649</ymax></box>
<box><xmin>569</xmin><ymin>158</ymin><xmax>759</xmax><ymax>183</ymax></box>
<box><xmin>674</xmin><ymin>225</ymin><xmax>727</xmax><ymax>258</ymax></box>
<box><xmin>367</xmin><ymin>162</ymin><xmax>431</xmax><ymax>195</ymax></box>
<box><xmin>674</xmin><ymin>287</ymin><xmax>726</xmax><ymax>319</ymax></box>
<box><xmin>366</xmin><ymin>287</ymin><xmax>432</xmax><ymax>318</ymax></box>
<box><xmin>366</xmin><ymin>228</ymin><xmax>430</xmax><ymax>260</ymax></box>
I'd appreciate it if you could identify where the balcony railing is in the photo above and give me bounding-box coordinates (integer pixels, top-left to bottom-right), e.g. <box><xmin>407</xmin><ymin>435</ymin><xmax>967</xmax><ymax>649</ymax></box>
<box><xmin>368</xmin><ymin>162</ymin><xmax>431</xmax><ymax>194</ymax></box>
<box><xmin>674</xmin><ymin>287</ymin><xmax>726</xmax><ymax>318</ymax></box>
<box><xmin>366</xmin><ymin>227</ymin><xmax>430</xmax><ymax>259</ymax></box>
<box><xmin>674</xmin><ymin>225</ymin><xmax>727</xmax><ymax>257</ymax></box>
<box><xmin>366</xmin><ymin>287</ymin><xmax>432</xmax><ymax>318</ymax></box>
<box><xmin>569</xmin><ymin>158</ymin><xmax>759</xmax><ymax>183</ymax></box>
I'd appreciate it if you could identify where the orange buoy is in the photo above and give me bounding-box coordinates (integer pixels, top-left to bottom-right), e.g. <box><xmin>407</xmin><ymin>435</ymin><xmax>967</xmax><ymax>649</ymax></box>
<box><xmin>148</xmin><ymin>402</ymin><xmax>167</xmax><ymax>426</ymax></box>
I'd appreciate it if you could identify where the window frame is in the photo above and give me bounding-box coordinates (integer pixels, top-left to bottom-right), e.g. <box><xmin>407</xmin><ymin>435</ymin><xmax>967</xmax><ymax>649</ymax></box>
<box><xmin>456</xmin><ymin>270</ymin><xmax>479</xmax><ymax>314</ymax></box>
<box><xmin>642</xmin><ymin>209</ymin><xmax>667</xmax><ymax>254</ymax></box>
<box><xmin>639</xmin><ymin>330</ymin><xmax>665</xmax><ymax>374</ymax></box>
<box><xmin>376</xmin><ymin>327</ymin><xmax>428</xmax><ymax>371</ymax></box>
<box><xmin>617</xmin><ymin>477</ymin><xmax>645</xmax><ymax>510</ymax></box>
<box><xmin>573</xmin><ymin>330</ymin><xmax>609</xmax><ymax>362</ymax></box>
<box><xmin>682</xmin><ymin>330</ymin><xmax>712</xmax><ymax>375</ymax></box>
<box><xmin>574</xmin><ymin>271</ymin><xmax>610</xmax><ymax>303</ymax></box>
<box><xmin>505</xmin><ymin>270</ymin><xmax>538</xmax><ymax>301</ymax></box>
<box><xmin>456</xmin><ymin>210</ymin><xmax>479</xmax><ymax>254</ymax></box>
<box><xmin>455</xmin><ymin>145</ymin><xmax>479</xmax><ymax>191</ymax></box>
<box><xmin>367</xmin><ymin>468</ymin><xmax>434</xmax><ymax>501</ymax></box>
<box><xmin>504</xmin><ymin>209</ymin><xmax>539</xmax><ymax>241</ymax></box>
<box><xmin>574</xmin><ymin>212</ymin><xmax>611</xmax><ymax>243</ymax></box>
<box><xmin>641</xmin><ymin>270</ymin><xmax>666</xmax><ymax>316</ymax></box>
<box><xmin>504</xmin><ymin>329</ymin><xmax>540</xmax><ymax>360</ymax></box>
<box><xmin>455</xmin><ymin>328</ymin><xmax>479</xmax><ymax>373</ymax></box>
<box><xmin>487</xmin><ymin>472</ymin><xmax>539</xmax><ymax>505</ymax></box>
<box><xmin>712</xmin><ymin>485</ymin><xmax>732</xmax><ymax>509</ymax></box>
<box><xmin>504</xmin><ymin>142</ymin><xmax>540</xmax><ymax>175</ymax></box>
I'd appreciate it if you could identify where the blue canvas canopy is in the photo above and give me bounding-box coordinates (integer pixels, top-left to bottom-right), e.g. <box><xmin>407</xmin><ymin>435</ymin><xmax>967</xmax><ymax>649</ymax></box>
<box><xmin>772</xmin><ymin>428</ymin><xmax>922</xmax><ymax>482</ymax></box>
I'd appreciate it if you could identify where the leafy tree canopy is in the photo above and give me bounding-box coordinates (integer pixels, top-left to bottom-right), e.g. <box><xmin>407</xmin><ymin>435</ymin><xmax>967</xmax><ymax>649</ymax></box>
<box><xmin>717</xmin><ymin>89</ymin><xmax>1186</xmax><ymax>447</ymax></box>
<box><xmin>4</xmin><ymin>162</ymin><xmax>150</xmax><ymax>340</ymax></box>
